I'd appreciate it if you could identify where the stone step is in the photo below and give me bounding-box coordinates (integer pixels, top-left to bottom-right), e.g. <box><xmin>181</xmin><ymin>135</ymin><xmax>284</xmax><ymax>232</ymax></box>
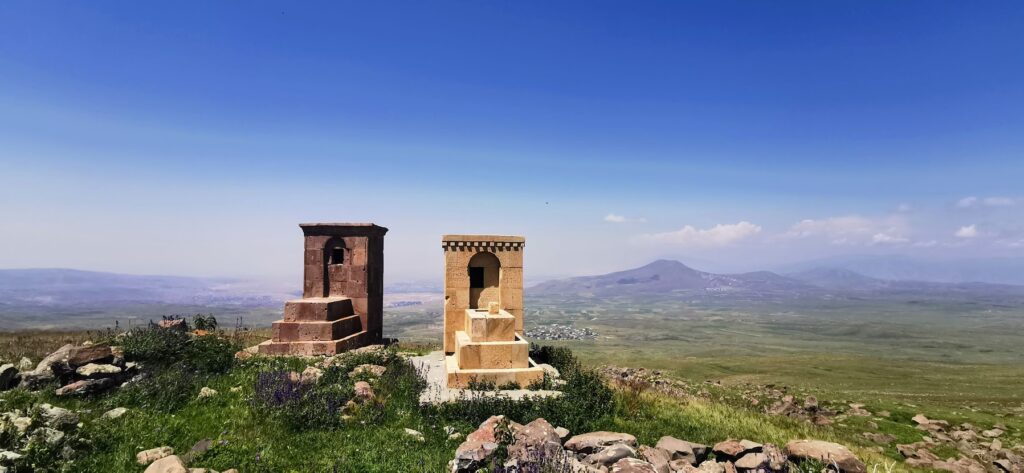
<box><xmin>257</xmin><ymin>331</ymin><xmax>368</xmax><ymax>357</ymax></box>
<box><xmin>270</xmin><ymin>315</ymin><xmax>362</xmax><ymax>342</ymax></box>
<box><xmin>283</xmin><ymin>297</ymin><xmax>354</xmax><ymax>322</ymax></box>
<box><xmin>464</xmin><ymin>308</ymin><xmax>515</xmax><ymax>342</ymax></box>
<box><xmin>444</xmin><ymin>354</ymin><xmax>545</xmax><ymax>388</ymax></box>
<box><xmin>454</xmin><ymin>331</ymin><xmax>529</xmax><ymax>370</ymax></box>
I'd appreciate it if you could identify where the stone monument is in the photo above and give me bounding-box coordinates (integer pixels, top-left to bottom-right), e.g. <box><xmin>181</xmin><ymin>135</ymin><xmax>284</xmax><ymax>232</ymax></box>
<box><xmin>442</xmin><ymin>234</ymin><xmax>544</xmax><ymax>388</ymax></box>
<box><xmin>258</xmin><ymin>223</ymin><xmax>387</xmax><ymax>356</ymax></box>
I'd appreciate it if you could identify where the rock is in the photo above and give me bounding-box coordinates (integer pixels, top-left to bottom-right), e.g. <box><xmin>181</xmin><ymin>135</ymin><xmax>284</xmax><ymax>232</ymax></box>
<box><xmin>0</xmin><ymin>364</ymin><xmax>19</xmax><ymax>391</ymax></box>
<box><xmin>912</xmin><ymin>414</ymin><xmax>931</xmax><ymax>425</ymax></box>
<box><xmin>804</xmin><ymin>396</ymin><xmax>819</xmax><ymax>411</ymax></box>
<box><xmin>862</xmin><ymin>433</ymin><xmax>896</xmax><ymax>444</ymax></box>
<box><xmin>656</xmin><ymin>437</ymin><xmax>709</xmax><ymax>465</ymax></box>
<box><xmin>55</xmin><ymin>377</ymin><xmax>116</xmax><ymax>396</ymax></box>
<box><xmin>585</xmin><ymin>443</ymin><xmax>637</xmax><ymax>467</ymax></box>
<box><xmin>783</xmin><ymin>440</ymin><xmax>865</xmax><ymax>473</ymax></box>
<box><xmin>76</xmin><ymin>363</ymin><xmax>122</xmax><ymax>378</ymax></box>
<box><xmin>38</xmin><ymin>403</ymin><xmax>79</xmax><ymax>427</ymax></box>
<box><xmin>354</xmin><ymin>381</ymin><xmax>375</xmax><ymax>401</ymax></box>
<box><xmin>350</xmin><ymin>364</ymin><xmax>387</xmax><ymax>378</ymax></box>
<box><xmin>993</xmin><ymin>459</ymin><xmax>1014</xmax><ymax>473</ymax></box>
<box><xmin>138</xmin><ymin>446</ymin><xmax>175</xmax><ymax>465</ymax></box>
<box><xmin>847</xmin><ymin>403</ymin><xmax>872</xmax><ymax>417</ymax></box>
<box><xmin>8</xmin><ymin>416</ymin><xmax>31</xmax><ymax>434</ymax></box>
<box><xmin>556</xmin><ymin>426</ymin><xmax>571</xmax><ymax>440</ymax></box>
<box><xmin>448</xmin><ymin>433</ymin><xmax>462</xmax><ymax>441</ymax></box>
<box><xmin>612</xmin><ymin>457</ymin><xmax>658</xmax><ymax>473</ymax></box>
<box><xmin>508</xmin><ymin>418</ymin><xmax>562</xmax><ymax>464</ymax></box>
<box><xmin>33</xmin><ymin>427</ymin><xmax>65</xmax><ymax>446</ymax></box>
<box><xmin>158</xmin><ymin>319</ymin><xmax>187</xmax><ymax>331</ymax></box>
<box><xmin>735</xmin><ymin>453</ymin><xmax>768</xmax><ymax>470</ymax></box>
<box><xmin>197</xmin><ymin>387</ymin><xmax>218</xmax><ymax>398</ymax></box>
<box><xmin>18</xmin><ymin>344</ymin><xmax>74</xmax><ymax>388</ymax></box>
<box><xmin>712</xmin><ymin>439</ymin><xmax>758</xmax><ymax>461</ymax></box>
<box><xmin>300</xmin><ymin>366</ymin><xmax>323</xmax><ymax>384</ymax></box>
<box><xmin>0</xmin><ymin>451</ymin><xmax>23</xmax><ymax>461</ymax></box>
<box><xmin>638</xmin><ymin>445</ymin><xmax>672</xmax><ymax>473</ymax></box>
<box><xmin>405</xmin><ymin>428</ymin><xmax>425</xmax><ymax>442</ymax></box>
<box><xmin>67</xmin><ymin>345</ymin><xmax>113</xmax><ymax>367</ymax></box>
<box><xmin>144</xmin><ymin>454</ymin><xmax>188</xmax><ymax>473</ymax></box>
<box><xmin>234</xmin><ymin>345</ymin><xmax>258</xmax><ymax>360</ymax></box>
<box><xmin>183</xmin><ymin>438</ymin><xmax>214</xmax><ymax>463</ymax></box>
<box><xmin>102</xmin><ymin>407</ymin><xmax>128</xmax><ymax>420</ymax></box>
<box><xmin>16</xmin><ymin>357</ymin><xmax>33</xmax><ymax>371</ymax></box>
<box><xmin>983</xmin><ymin>428</ymin><xmax>1005</xmax><ymax>438</ymax></box>
<box><xmin>566</xmin><ymin>431</ymin><xmax>639</xmax><ymax>454</ymax></box>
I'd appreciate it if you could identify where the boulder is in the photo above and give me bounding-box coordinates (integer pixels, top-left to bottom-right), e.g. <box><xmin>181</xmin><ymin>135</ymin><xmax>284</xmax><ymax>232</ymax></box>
<box><xmin>76</xmin><ymin>363</ymin><xmax>122</xmax><ymax>378</ymax></box>
<box><xmin>566</xmin><ymin>431</ymin><xmax>638</xmax><ymax>454</ymax></box>
<box><xmin>450</xmin><ymin>416</ymin><xmax>518</xmax><ymax>473</ymax></box>
<box><xmin>537</xmin><ymin>363</ymin><xmax>561</xmax><ymax>378</ymax></box>
<box><xmin>33</xmin><ymin>427</ymin><xmax>65</xmax><ymax>446</ymax></box>
<box><xmin>656</xmin><ymin>437</ymin><xmax>709</xmax><ymax>465</ymax></box>
<box><xmin>0</xmin><ymin>364</ymin><xmax>19</xmax><ymax>392</ymax></box>
<box><xmin>158</xmin><ymin>319</ymin><xmax>187</xmax><ymax>331</ymax></box>
<box><xmin>584</xmin><ymin>443</ymin><xmax>637</xmax><ymax>467</ymax></box>
<box><xmin>138</xmin><ymin>446</ymin><xmax>175</xmax><ymax>465</ymax></box>
<box><xmin>712</xmin><ymin>439</ymin><xmax>758</xmax><ymax>461</ymax></box>
<box><xmin>67</xmin><ymin>345</ymin><xmax>113</xmax><ymax>367</ymax></box>
<box><xmin>735</xmin><ymin>445</ymin><xmax>784</xmax><ymax>473</ymax></box>
<box><xmin>555</xmin><ymin>427</ymin><xmax>571</xmax><ymax>440</ymax></box>
<box><xmin>983</xmin><ymin>428</ymin><xmax>1005</xmax><ymax>438</ymax></box>
<box><xmin>16</xmin><ymin>357</ymin><xmax>33</xmax><ymax>371</ymax></box>
<box><xmin>300</xmin><ymin>366</ymin><xmax>323</xmax><ymax>384</ymax></box>
<box><xmin>612</xmin><ymin>457</ymin><xmax>659</xmax><ymax>473</ymax></box>
<box><xmin>508</xmin><ymin>418</ymin><xmax>563</xmax><ymax>464</ymax></box>
<box><xmin>144</xmin><ymin>454</ymin><xmax>188</xmax><ymax>473</ymax></box>
<box><xmin>18</xmin><ymin>344</ymin><xmax>74</xmax><ymax>388</ymax></box>
<box><xmin>783</xmin><ymin>440</ymin><xmax>865</xmax><ymax>473</ymax></box>
<box><xmin>638</xmin><ymin>445</ymin><xmax>672</xmax><ymax>473</ymax></box>
<box><xmin>38</xmin><ymin>403</ymin><xmax>79</xmax><ymax>427</ymax></box>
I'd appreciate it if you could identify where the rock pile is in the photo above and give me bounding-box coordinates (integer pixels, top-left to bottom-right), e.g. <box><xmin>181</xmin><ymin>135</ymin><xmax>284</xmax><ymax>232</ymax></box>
<box><xmin>0</xmin><ymin>403</ymin><xmax>85</xmax><ymax>470</ymax></box>
<box><xmin>448</xmin><ymin>415</ymin><xmax>866</xmax><ymax>473</ymax></box>
<box><xmin>5</xmin><ymin>343</ymin><xmax>139</xmax><ymax>396</ymax></box>
<box><xmin>897</xmin><ymin>415</ymin><xmax>1022</xmax><ymax>473</ymax></box>
<box><xmin>137</xmin><ymin>442</ymin><xmax>240</xmax><ymax>473</ymax></box>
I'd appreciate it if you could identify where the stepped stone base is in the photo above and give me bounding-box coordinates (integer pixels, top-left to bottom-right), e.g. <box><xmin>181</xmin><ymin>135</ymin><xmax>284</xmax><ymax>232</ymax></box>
<box><xmin>257</xmin><ymin>331</ymin><xmax>369</xmax><ymax>357</ymax></box>
<box><xmin>445</xmin><ymin>354</ymin><xmax>544</xmax><ymax>388</ymax></box>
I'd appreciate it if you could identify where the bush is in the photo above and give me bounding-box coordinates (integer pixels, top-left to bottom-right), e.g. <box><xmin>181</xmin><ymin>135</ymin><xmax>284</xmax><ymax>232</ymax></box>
<box><xmin>121</xmin><ymin>327</ymin><xmax>238</xmax><ymax>374</ymax></box>
<box><xmin>184</xmin><ymin>335</ymin><xmax>236</xmax><ymax>374</ymax></box>
<box><xmin>192</xmin><ymin>314</ymin><xmax>218</xmax><ymax>331</ymax></box>
<box><xmin>251</xmin><ymin>370</ymin><xmax>350</xmax><ymax>431</ymax></box>
<box><xmin>111</xmin><ymin>364</ymin><xmax>201</xmax><ymax>412</ymax></box>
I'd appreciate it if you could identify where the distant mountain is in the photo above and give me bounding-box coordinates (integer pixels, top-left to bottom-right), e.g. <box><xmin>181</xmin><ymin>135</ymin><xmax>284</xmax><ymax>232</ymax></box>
<box><xmin>0</xmin><ymin>268</ymin><xmax>289</xmax><ymax>307</ymax></box>
<box><xmin>786</xmin><ymin>267</ymin><xmax>887</xmax><ymax>290</ymax></box>
<box><xmin>779</xmin><ymin>255</ymin><xmax>1024</xmax><ymax>285</ymax></box>
<box><xmin>530</xmin><ymin>260</ymin><xmax>818</xmax><ymax>297</ymax></box>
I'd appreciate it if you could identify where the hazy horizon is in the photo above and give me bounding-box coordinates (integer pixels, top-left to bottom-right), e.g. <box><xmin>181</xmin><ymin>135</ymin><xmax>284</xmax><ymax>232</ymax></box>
<box><xmin>2</xmin><ymin>2</ymin><xmax>1023</xmax><ymax>282</ymax></box>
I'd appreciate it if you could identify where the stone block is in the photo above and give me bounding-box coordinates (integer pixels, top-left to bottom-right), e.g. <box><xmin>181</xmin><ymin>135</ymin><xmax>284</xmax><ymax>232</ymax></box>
<box><xmin>283</xmin><ymin>297</ymin><xmax>353</xmax><ymax>322</ymax></box>
<box><xmin>500</xmin><ymin>267</ymin><xmax>524</xmax><ymax>288</ymax></box>
<box><xmin>499</xmin><ymin>286</ymin><xmax>523</xmax><ymax>310</ymax></box>
<box><xmin>466</xmin><ymin>309</ymin><xmax>515</xmax><ymax>342</ymax></box>
<box><xmin>271</xmin><ymin>315</ymin><xmax>361</xmax><ymax>342</ymax></box>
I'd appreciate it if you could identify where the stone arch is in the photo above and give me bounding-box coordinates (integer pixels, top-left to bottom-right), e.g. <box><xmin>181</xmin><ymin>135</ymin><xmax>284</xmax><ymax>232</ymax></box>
<box><xmin>468</xmin><ymin>251</ymin><xmax>500</xmax><ymax>310</ymax></box>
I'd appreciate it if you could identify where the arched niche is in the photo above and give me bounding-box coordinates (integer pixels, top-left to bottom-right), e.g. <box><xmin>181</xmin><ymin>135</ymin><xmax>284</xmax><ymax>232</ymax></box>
<box><xmin>468</xmin><ymin>251</ymin><xmax>500</xmax><ymax>310</ymax></box>
<box><xmin>322</xmin><ymin>237</ymin><xmax>347</xmax><ymax>297</ymax></box>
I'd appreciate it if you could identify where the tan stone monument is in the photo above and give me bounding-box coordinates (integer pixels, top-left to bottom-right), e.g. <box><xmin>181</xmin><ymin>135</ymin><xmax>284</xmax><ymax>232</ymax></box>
<box><xmin>258</xmin><ymin>223</ymin><xmax>387</xmax><ymax>356</ymax></box>
<box><xmin>442</xmin><ymin>234</ymin><xmax>544</xmax><ymax>388</ymax></box>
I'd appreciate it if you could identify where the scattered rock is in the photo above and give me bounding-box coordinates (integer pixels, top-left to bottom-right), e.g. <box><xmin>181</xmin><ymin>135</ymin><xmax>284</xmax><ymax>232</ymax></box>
<box><xmin>66</xmin><ymin>345</ymin><xmax>113</xmax><ymax>367</ymax></box>
<box><xmin>300</xmin><ymin>366</ymin><xmax>323</xmax><ymax>384</ymax></box>
<box><xmin>862</xmin><ymin>433</ymin><xmax>896</xmax><ymax>444</ymax></box>
<box><xmin>983</xmin><ymin>428</ymin><xmax>1005</xmax><ymax>438</ymax></box>
<box><xmin>101</xmin><ymin>407</ymin><xmax>128</xmax><ymax>420</ymax></box>
<box><xmin>16</xmin><ymin>357</ymin><xmax>33</xmax><ymax>372</ymax></box>
<box><xmin>144</xmin><ymin>454</ymin><xmax>188</xmax><ymax>473</ymax></box>
<box><xmin>354</xmin><ymin>381</ymin><xmax>375</xmax><ymax>401</ymax></box>
<box><xmin>33</xmin><ymin>427</ymin><xmax>65</xmax><ymax>446</ymax></box>
<box><xmin>38</xmin><ymin>403</ymin><xmax>79</xmax><ymax>427</ymax></box>
<box><xmin>537</xmin><ymin>363</ymin><xmax>561</xmax><ymax>379</ymax></box>
<box><xmin>197</xmin><ymin>387</ymin><xmax>218</xmax><ymax>399</ymax></box>
<box><xmin>783</xmin><ymin>439</ymin><xmax>866</xmax><ymax>473</ymax></box>
<box><xmin>137</xmin><ymin>446</ymin><xmax>174</xmax><ymax>465</ymax></box>
<box><xmin>555</xmin><ymin>426</ymin><xmax>571</xmax><ymax>440</ymax></box>
<box><xmin>566</xmin><ymin>431</ymin><xmax>638</xmax><ymax>455</ymax></box>
<box><xmin>350</xmin><ymin>364</ymin><xmax>387</xmax><ymax>378</ymax></box>
<box><xmin>712</xmin><ymin>439</ymin><xmax>758</xmax><ymax>461</ymax></box>
<box><xmin>508</xmin><ymin>418</ymin><xmax>562</xmax><ymax>464</ymax></box>
<box><xmin>183</xmin><ymin>438</ymin><xmax>214</xmax><ymax>463</ymax></box>
<box><xmin>405</xmin><ymin>428</ymin><xmax>425</xmax><ymax>442</ymax></box>
<box><xmin>158</xmin><ymin>319</ymin><xmax>187</xmax><ymax>331</ymax></box>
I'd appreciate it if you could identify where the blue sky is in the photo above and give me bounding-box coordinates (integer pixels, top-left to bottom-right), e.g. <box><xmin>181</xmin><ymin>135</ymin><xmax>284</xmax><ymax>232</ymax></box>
<box><xmin>1</xmin><ymin>1</ymin><xmax>1023</xmax><ymax>281</ymax></box>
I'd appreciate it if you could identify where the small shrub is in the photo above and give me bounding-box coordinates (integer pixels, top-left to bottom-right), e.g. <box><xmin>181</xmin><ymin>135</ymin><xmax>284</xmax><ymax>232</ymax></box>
<box><xmin>184</xmin><ymin>335</ymin><xmax>237</xmax><ymax>374</ymax></box>
<box><xmin>192</xmin><ymin>314</ymin><xmax>218</xmax><ymax>331</ymax></box>
<box><xmin>251</xmin><ymin>370</ymin><xmax>350</xmax><ymax>431</ymax></box>
<box><xmin>120</xmin><ymin>327</ymin><xmax>190</xmax><ymax>367</ymax></box>
<box><xmin>111</xmin><ymin>364</ymin><xmax>200</xmax><ymax>412</ymax></box>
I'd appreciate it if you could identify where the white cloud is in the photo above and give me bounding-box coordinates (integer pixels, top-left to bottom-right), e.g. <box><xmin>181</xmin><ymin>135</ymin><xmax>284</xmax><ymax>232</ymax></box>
<box><xmin>956</xmin><ymin>196</ymin><xmax>1015</xmax><ymax>208</ymax></box>
<box><xmin>912</xmin><ymin>240</ymin><xmax>939</xmax><ymax>248</ymax></box>
<box><xmin>872</xmin><ymin>233</ymin><xmax>909</xmax><ymax>244</ymax></box>
<box><xmin>784</xmin><ymin>215</ymin><xmax>910</xmax><ymax>245</ymax></box>
<box><xmin>637</xmin><ymin>221</ymin><xmax>761</xmax><ymax>247</ymax></box>
<box><xmin>604</xmin><ymin>213</ymin><xmax>646</xmax><ymax>224</ymax></box>
<box><xmin>956</xmin><ymin>196</ymin><xmax>979</xmax><ymax>208</ymax></box>
<box><xmin>983</xmin><ymin>197</ymin><xmax>1015</xmax><ymax>206</ymax></box>
<box><xmin>955</xmin><ymin>224</ymin><xmax>978</xmax><ymax>238</ymax></box>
